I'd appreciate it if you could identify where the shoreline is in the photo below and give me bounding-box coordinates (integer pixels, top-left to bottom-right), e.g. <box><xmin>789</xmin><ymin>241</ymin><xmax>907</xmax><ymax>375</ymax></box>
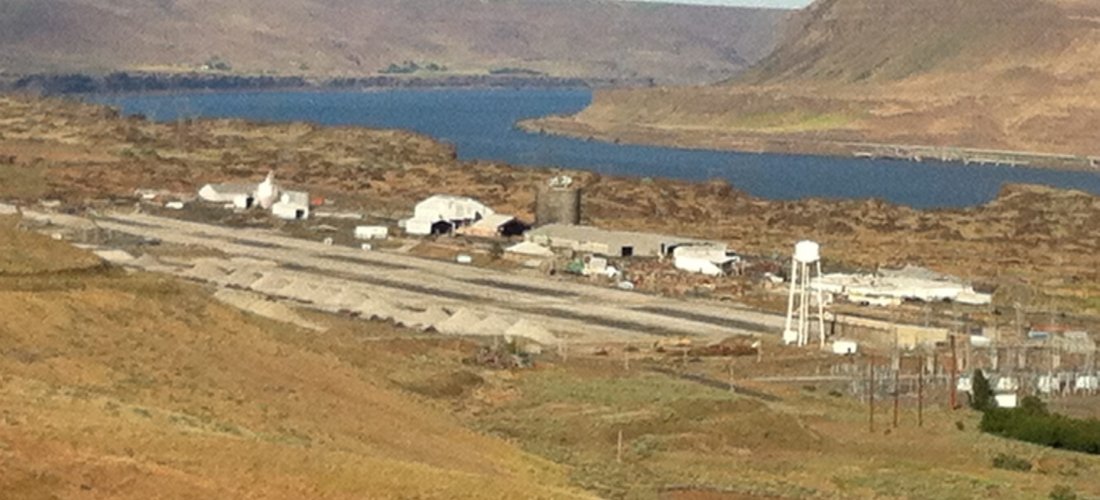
<box><xmin>0</xmin><ymin>71</ymin><xmax>654</xmax><ymax>97</ymax></box>
<box><xmin>520</xmin><ymin>116</ymin><xmax>1100</xmax><ymax>173</ymax></box>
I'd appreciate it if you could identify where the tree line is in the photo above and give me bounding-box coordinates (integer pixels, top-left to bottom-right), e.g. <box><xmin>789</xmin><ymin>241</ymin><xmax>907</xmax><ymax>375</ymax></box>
<box><xmin>972</xmin><ymin>370</ymin><xmax>1100</xmax><ymax>454</ymax></box>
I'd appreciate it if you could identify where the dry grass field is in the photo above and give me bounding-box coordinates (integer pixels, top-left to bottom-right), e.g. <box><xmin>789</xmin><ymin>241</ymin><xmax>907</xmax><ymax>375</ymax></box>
<box><xmin>2</xmin><ymin>213</ymin><xmax>1100</xmax><ymax>498</ymax></box>
<box><xmin>0</xmin><ymin>219</ymin><xmax>589</xmax><ymax>499</ymax></box>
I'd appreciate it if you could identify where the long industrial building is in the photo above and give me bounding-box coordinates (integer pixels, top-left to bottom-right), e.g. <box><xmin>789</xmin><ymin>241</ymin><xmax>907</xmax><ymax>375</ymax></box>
<box><xmin>526</xmin><ymin>224</ymin><xmax>717</xmax><ymax>258</ymax></box>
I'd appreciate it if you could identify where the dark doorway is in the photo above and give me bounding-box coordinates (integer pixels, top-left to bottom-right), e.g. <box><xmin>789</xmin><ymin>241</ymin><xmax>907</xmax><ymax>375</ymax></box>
<box><xmin>621</xmin><ymin>246</ymin><xmax>634</xmax><ymax>257</ymax></box>
<box><xmin>430</xmin><ymin>220</ymin><xmax>454</xmax><ymax>235</ymax></box>
<box><xmin>499</xmin><ymin>220</ymin><xmax>530</xmax><ymax>237</ymax></box>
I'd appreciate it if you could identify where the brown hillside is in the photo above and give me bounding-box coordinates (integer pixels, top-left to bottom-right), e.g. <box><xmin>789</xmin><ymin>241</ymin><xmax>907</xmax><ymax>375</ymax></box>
<box><xmin>0</xmin><ymin>221</ymin><xmax>588</xmax><ymax>499</ymax></box>
<box><xmin>0</xmin><ymin>0</ymin><xmax>784</xmax><ymax>84</ymax></box>
<box><xmin>743</xmin><ymin>0</ymin><xmax>1067</xmax><ymax>84</ymax></box>
<box><xmin>536</xmin><ymin>0</ymin><xmax>1100</xmax><ymax>157</ymax></box>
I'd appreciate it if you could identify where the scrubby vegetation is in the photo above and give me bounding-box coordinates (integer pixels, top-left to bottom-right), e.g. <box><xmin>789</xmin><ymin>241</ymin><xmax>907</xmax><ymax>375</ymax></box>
<box><xmin>489</xmin><ymin>67</ymin><xmax>545</xmax><ymax>76</ymax></box>
<box><xmin>381</xmin><ymin>61</ymin><xmax>447</xmax><ymax>74</ymax></box>
<box><xmin>977</xmin><ymin>384</ymin><xmax>1100</xmax><ymax>455</ymax></box>
<box><xmin>992</xmin><ymin>452</ymin><xmax>1032</xmax><ymax>472</ymax></box>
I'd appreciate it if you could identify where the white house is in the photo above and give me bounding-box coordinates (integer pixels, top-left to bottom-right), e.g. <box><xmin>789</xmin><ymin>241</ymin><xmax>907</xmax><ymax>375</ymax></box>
<box><xmin>404</xmin><ymin>195</ymin><xmax>495</xmax><ymax>236</ymax></box>
<box><xmin>272</xmin><ymin>191</ymin><xmax>310</xmax><ymax>220</ymax></box>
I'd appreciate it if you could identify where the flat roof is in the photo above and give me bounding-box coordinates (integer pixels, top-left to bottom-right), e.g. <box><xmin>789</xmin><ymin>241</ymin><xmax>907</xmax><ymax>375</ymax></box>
<box><xmin>528</xmin><ymin>224</ymin><xmax>714</xmax><ymax>250</ymax></box>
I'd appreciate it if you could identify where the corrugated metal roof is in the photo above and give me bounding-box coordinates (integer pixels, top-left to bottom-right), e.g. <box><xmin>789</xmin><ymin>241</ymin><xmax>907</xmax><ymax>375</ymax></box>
<box><xmin>527</xmin><ymin>224</ymin><xmax>713</xmax><ymax>256</ymax></box>
<box><xmin>203</xmin><ymin>183</ymin><xmax>256</xmax><ymax>195</ymax></box>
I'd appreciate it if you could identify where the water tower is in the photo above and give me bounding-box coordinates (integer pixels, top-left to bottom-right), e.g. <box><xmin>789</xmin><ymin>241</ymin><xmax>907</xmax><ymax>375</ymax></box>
<box><xmin>535</xmin><ymin>175</ymin><xmax>581</xmax><ymax>226</ymax></box>
<box><xmin>784</xmin><ymin>240</ymin><xmax>826</xmax><ymax>348</ymax></box>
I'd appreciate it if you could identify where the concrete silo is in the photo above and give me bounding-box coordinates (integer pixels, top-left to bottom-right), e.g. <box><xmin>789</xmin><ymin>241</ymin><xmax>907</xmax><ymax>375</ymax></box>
<box><xmin>535</xmin><ymin>176</ymin><xmax>581</xmax><ymax>226</ymax></box>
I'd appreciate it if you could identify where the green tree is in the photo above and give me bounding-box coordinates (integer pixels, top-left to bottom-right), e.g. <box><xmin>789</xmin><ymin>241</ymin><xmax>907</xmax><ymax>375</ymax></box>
<box><xmin>971</xmin><ymin>369</ymin><xmax>995</xmax><ymax>412</ymax></box>
<box><xmin>1019</xmin><ymin>395</ymin><xmax>1049</xmax><ymax>416</ymax></box>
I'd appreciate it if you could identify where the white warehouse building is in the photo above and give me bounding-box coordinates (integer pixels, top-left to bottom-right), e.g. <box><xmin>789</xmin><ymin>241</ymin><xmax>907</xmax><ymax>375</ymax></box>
<box><xmin>672</xmin><ymin>245</ymin><xmax>741</xmax><ymax>277</ymax></box>
<box><xmin>404</xmin><ymin>195</ymin><xmax>495</xmax><ymax>236</ymax></box>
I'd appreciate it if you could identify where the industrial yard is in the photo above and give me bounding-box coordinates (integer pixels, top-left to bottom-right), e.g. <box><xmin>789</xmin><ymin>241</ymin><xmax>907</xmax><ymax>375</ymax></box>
<box><xmin>4</xmin><ymin>94</ymin><xmax>1100</xmax><ymax>498</ymax></box>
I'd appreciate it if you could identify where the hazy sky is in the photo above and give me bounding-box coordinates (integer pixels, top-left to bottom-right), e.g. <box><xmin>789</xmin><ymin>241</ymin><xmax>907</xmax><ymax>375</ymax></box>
<box><xmin>629</xmin><ymin>0</ymin><xmax>813</xmax><ymax>8</ymax></box>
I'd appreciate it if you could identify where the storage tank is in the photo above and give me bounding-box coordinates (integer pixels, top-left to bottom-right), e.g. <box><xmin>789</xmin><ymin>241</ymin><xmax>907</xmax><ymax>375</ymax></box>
<box><xmin>535</xmin><ymin>176</ymin><xmax>581</xmax><ymax>226</ymax></box>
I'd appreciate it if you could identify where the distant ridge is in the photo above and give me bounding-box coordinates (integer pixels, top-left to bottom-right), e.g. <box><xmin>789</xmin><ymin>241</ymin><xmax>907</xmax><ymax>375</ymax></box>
<box><xmin>0</xmin><ymin>0</ymin><xmax>786</xmax><ymax>84</ymax></box>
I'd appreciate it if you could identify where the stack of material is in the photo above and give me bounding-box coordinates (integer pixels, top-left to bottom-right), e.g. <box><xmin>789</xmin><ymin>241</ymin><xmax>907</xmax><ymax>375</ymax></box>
<box><xmin>93</xmin><ymin>248</ymin><xmax>135</xmax><ymax>264</ymax></box>
<box><xmin>129</xmin><ymin>253</ymin><xmax>178</xmax><ymax>274</ymax></box>
<box><xmin>469</xmin><ymin>315</ymin><xmax>515</xmax><ymax>337</ymax></box>
<box><xmin>184</xmin><ymin>259</ymin><xmax>234</xmax><ymax>284</ymax></box>
<box><xmin>214</xmin><ymin>289</ymin><xmax>326</xmax><ymax>332</ymax></box>
<box><xmin>504</xmin><ymin>319</ymin><xmax>557</xmax><ymax>345</ymax></box>
<box><xmin>224</xmin><ymin>267</ymin><xmax>267</xmax><ymax>289</ymax></box>
<box><xmin>324</xmin><ymin>288</ymin><xmax>369</xmax><ymax>312</ymax></box>
<box><xmin>249</xmin><ymin>273</ymin><xmax>296</xmax><ymax>296</ymax></box>
<box><xmin>352</xmin><ymin>299</ymin><xmax>396</xmax><ymax>321</ymax></box>
<box><xmin>436</xmin><ymin>308</ymin><xmax>485</xmax><ymax>336</ymax></box>
<box><xmin>395</xmin><ymin>307</ymin><xmax>450</xmax><ymax>331</ymax></box>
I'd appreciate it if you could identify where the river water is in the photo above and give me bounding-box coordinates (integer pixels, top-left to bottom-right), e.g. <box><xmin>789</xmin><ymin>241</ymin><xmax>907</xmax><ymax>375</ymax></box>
<box><xmin>89</xmin><ymin>89</ymin><xmax>1100</xmax><ymax>209</ymax></box>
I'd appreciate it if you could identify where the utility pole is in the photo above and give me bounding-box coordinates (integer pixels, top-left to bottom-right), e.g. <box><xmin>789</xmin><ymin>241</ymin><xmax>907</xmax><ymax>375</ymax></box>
<box><xmin>917</xmin><ymin>367</ymin><xmax>924</xmax><ymax>427</ymax></box>
<box><xmin>616</xmin><ymin>430</ymin><xmax>623</xmax><ymax>464</ymax></box>
<box><xmin>893</xmin><ymin>365</ymin><xmax>900</xmax><ymax>429</ymax></box>
<box><xmin>868</xmin><ymin>355</ymin><xmax>876</xmax><ymax>433</ymax></box>
<box><xmin>949</xmin><ymin>335</ymin><xmax>958</xmax><ymax>410</ymax></box>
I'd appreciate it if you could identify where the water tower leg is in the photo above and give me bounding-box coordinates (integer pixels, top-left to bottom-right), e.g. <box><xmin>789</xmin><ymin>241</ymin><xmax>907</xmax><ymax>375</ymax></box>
<box><xmin>800</xmin><ymin>261</ymin><xmax>811</xmax><ymax>346</ymax></box>
<box><xmin>784</xmin><ymin>258</ymin><xmax>798</xmax><ymax>340</ymax></box>
<box><xmin>816</xmin><ymin>260</ymin><xmax>826</xmax><ymax>350</ymax></box>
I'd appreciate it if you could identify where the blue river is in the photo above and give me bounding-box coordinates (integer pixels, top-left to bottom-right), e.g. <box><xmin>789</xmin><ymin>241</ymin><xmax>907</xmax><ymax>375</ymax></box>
<box><xmin>88</xmin><ymin>89</ymin><xmax>1100</xmax><ymax>209</ymax></box>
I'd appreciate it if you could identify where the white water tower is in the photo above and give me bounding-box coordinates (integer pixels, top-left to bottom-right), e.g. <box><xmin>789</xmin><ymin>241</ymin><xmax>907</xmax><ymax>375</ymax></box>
<box><xmin>784</xmin><ymin>240</ymin><xmax>826</xmax><ymax>348</ymax></box>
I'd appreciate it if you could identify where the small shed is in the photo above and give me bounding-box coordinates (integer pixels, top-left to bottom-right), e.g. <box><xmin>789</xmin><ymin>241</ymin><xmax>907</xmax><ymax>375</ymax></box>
<box><xmin>994</xmin><ymin>393</ymin><xmax>1018</xmax><ymax>409</ymax></box>
<box><xmin>272</xmin><ymin>191</ymin><xmax>310</xmax><ymax>220</ymax></box>
<box><xmin>832</xmin><ymin>339</ymin><xmax>858</xmax><ymax>355</ymax></box>
<box><xmin>354</xmin><ymin>226</ymin><xmax>390</xmax><ymax>240</ymax></box>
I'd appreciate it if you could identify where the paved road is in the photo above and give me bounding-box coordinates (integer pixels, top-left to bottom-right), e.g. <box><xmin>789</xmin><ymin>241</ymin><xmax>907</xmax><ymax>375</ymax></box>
<box><xmin>31</xmin><ymin>210</ymin><xmax>786</xmax><ymax>343</ymax></box>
